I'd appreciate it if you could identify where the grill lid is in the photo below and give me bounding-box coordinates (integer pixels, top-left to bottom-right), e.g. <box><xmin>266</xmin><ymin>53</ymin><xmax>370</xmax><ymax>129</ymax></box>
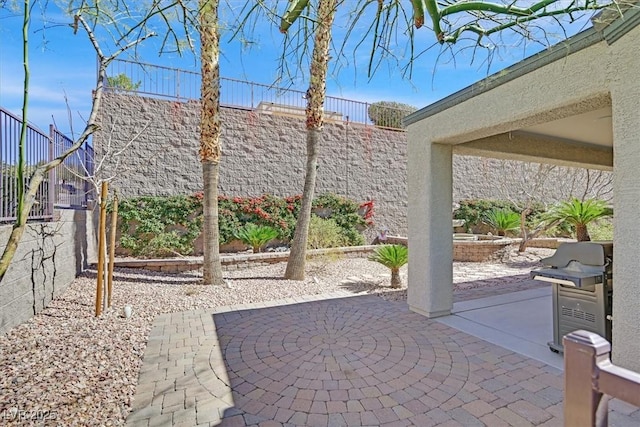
<box><xmin>540</xmin><ymin>242</ymin><xmax>611</xmax><ymax>268</ymax></box>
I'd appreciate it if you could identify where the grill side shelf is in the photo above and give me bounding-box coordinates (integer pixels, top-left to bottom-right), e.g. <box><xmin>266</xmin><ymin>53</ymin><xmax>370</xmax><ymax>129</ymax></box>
<box><xmin>530</xmin><ymin>268</ymin><xmax>605</xmax><ymax>288</ymax></box>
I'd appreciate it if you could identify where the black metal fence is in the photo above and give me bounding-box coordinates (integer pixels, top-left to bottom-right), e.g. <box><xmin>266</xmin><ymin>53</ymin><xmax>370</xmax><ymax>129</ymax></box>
<box><xmin>0</xmin><ymin>107</ymin><xmax>94</xmax><ymax>223</ymax></box>
<box><xmin>50</xmin><ymin>125</ymin><xmax>95</xmax><ymax>209</ymax></box>
<box><xmin>105</xmin><ymin>58</ymin><xmax>414</xmax><ymax>129</ymax></box>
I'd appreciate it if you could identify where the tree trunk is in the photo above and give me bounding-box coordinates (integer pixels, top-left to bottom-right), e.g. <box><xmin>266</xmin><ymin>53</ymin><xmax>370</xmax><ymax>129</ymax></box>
<box><xmin>284</xmin><ymin>0</ymin><xmax>336</xmax><ymax>280</ymax></box>
<box><xmin>199</xmin><ymin>0</ymin><xmax>224</xmax><ymax>285</ymax></box>
<box><xmin>0</xmin><ymin>3</ymin><xmax>31</xmax><ymax>283</ymax></box>
<box><xmin>202</xmin><ymin>161</ymin><xmax>223</xmax><ymax>285</ymax></box>
<box><xmin>576</xmin><ymin>224</ymin><xmax>591</xmax><ymax>242</ymax></box>
<box><xmin>285</xmin><ymin>129</ymin><xmax>320</xmax><ymax>280</ymax></box>
<box><xmin>518</xmin><ymin>208</ymin><xmax>530</xmax><ymax>252</ymax></box>
<box><xmin>518</xmin><ymin>238</ymin><xmax>529</xmax><ymax>252</ymax></box>
<box><xmin>0</xmin><ymin>197</ymin><xmax>31</xmax><ymax>283</ymax></box>
<box><xmin>390</xmin><ymin>268</ymin><xmax>401</xmax><ymax>289</ymax></box>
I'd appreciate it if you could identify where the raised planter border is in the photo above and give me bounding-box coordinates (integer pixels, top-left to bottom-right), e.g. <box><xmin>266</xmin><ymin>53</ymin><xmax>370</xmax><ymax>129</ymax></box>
<box><xmin>107</xmin><ymin>237</ymin><xmax>569</xmax><ymax>273</ymax></box>
<box><xmin>109</xmin><ymin>245</ymin><xmax>379</xmax><ymax>273</ymax></box>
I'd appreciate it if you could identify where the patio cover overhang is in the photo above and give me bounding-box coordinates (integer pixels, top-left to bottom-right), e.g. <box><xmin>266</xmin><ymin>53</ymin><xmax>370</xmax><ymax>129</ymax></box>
<box><xmin>404</xmin><ymin>6</ymin><xmax>640</xmax><ymax>371</ymax></box>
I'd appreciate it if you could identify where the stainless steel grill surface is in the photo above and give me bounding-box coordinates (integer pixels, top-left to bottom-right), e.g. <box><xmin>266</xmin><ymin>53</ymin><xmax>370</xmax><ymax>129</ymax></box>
<box><xmin>530</xmin><ymin>242</ymin><xmax>612</xmax><ymax>353</ymax></box>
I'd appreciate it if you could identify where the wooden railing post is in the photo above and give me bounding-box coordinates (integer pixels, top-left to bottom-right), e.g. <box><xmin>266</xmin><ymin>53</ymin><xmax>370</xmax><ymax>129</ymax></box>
<box><xmin>563</xmin><ymin>330</ymin><xmax>611</xmax><ymax>427</ymax></box>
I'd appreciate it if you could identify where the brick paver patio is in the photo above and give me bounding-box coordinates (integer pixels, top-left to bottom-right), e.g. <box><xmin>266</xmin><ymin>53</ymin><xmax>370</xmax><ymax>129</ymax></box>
<box><xmin>125</xmin><ymin>289</ymin><xmax>640</xmax><ymax>426</ymax></box>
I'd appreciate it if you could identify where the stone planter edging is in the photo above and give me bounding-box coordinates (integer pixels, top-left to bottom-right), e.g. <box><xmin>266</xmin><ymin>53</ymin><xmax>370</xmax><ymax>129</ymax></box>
<box><xmin>109</xmin><ymin>245</ymin><xmax>379</xmax><ymax>273</ymax></box>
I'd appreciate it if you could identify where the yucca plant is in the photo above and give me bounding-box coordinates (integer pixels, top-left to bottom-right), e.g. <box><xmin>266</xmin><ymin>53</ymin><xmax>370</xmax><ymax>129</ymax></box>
<box><xmin>544</xmin><ymin>198</ymin><xmax>613</xmax><ymax>242</ymax></box>
<box><xmin>234</xmin><ymin>223</ymin><xmax>279</xmax><ymax>253</ymax></box>
<box><xmin>368</xmin><ymin>244</ymin><xmax>408</xmax><ymax>288</ymax></box>
<box><xmin>483</xmin><ymin>209</ymin><xmax>521</xmax><ymax>236</ymax></box>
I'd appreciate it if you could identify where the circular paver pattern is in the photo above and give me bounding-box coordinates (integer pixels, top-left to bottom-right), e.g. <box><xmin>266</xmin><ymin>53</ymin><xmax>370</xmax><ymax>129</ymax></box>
<box><xmin>208</xmin><ymin>296</ymin><xmax>470</xmax><ymax>426</ymax></box>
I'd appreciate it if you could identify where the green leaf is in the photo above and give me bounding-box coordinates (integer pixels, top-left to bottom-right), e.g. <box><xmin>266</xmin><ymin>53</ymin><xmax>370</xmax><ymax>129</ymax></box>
<box><xmin>368</xmin><ymin>244</ymin><xmax>408</xmax><ymax>269</ymax></box>
<box><xmin>545</xmin><ymin>198</ymin><xmax>613</xmax><ymax>227</ymax></box>
<box><xmin>483</xmin><ymin>209</ymin><xmax>520</xmax><ymax>234</ymax></box>
<box><xmin>233</xmin><ymin>223</ymin><xmax>279</xmax><ymax>253</ymax></box>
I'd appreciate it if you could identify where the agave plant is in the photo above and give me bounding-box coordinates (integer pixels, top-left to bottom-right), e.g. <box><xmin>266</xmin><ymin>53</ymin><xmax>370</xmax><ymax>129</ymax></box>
<box><xmin>368</xmin><ymin>244</ymin><xmax>408</xmax><ymax>288</ymax></box>
<box><xmin>483</xmin><ymin>209</ymin><xmax>520</xmax><ymax>236</ymax></box>
<box><xmin>544</xmin><ymin>198</ymin><xmax>613</xmax><ymax>242</ymax></box>
<box><xmin>234</xmin><ymin>223</ymin><xmax>279</xmax><ymax>253</ymax></box>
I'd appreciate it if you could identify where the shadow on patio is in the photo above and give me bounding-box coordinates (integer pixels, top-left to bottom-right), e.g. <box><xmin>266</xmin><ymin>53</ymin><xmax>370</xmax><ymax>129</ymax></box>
<box><xmin>125</xmin><ymin>290</ymin><xmax>640</xmax><ymax>426</ymax></box>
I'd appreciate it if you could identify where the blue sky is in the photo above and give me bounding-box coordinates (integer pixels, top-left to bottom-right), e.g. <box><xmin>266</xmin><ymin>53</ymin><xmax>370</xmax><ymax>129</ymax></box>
<box><xmin>0</xmin><ymin>2</ymin><xmax>597</xmax><ymax>137</ymax></box>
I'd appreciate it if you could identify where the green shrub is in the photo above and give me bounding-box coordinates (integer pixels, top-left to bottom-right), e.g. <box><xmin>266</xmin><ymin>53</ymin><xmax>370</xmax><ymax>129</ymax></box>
<box><xmin>312</xmin><ymin>193</ymin><xmax>368</xmax><ymax>246</ymax></box>
<box><xmin>307</xmin><ymin>216</ymin><xmax>347</xmax><ymax>249</ymax></box>
<box><xmin>145</xmin><ymin>230</ymin><xmax>193</xmax><ymax>257</ymax></box>
<box><xmin>218</xmin><ymin>194</ymin><xmax>300</xmax><ymax>242</ymax></box>
<box><xmin>107</xmin><ymin>73</ymin><xmax>141</xmax><ymax>92</ymax></box>
<box><xmin>454</xmin><ymin>199</ymin><xmax>545</xmax><ymax>234</ymax></box>
<box><xmin>454</xmin><ymin>200</ymin><xmax>513</xmax><ymax>232</ymax></box>
<box><xmin>115</xmin><ymin>195</ymin><xmax>202</xmax><ymax>257</ymax></box>
<box><xmin>586</xmin><ymin>219</ymin><xmax>613</xmax><ymax>241</ymax></box>
<box><xmin>341</xmin><ymin>227</ymin><xmax>366</xmax><ymax>246</ymax></box>
<box><xmin>368</xmin><ymin>244</ymin><xmax>408</xmax><ymax>288</ymax></box>
<box><xmin>234</xmin><ymin>223</ymin><xmax>279</xmax><ymax>253</ymax></box>
<box><xmin>115</xmin><ymin>193</ymin><xmax>368</xmax><ymax>257</ymax></box>
<box><xmin>367</xmin><ymin>101</ymin><xmax>417</xmax><ymax>129</ymax></box>
<box><xmin>483</xmin><ymin>209</ymin><xmax>520</xmax><ymax>236</ymax></box>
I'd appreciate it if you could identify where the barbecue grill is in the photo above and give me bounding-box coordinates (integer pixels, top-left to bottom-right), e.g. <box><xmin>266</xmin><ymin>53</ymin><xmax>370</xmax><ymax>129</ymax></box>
<box><xmin>530</xmin><ymin>242</ymin><xmax>613</xmax><ymax>353</ymax></box>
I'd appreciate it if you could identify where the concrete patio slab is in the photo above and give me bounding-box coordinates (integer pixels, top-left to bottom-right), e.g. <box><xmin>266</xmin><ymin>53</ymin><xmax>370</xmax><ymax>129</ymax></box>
<box><xmin>437</xmin><ymin>287</ymin><xmax>563</xmax><ymax>370</ymax></box>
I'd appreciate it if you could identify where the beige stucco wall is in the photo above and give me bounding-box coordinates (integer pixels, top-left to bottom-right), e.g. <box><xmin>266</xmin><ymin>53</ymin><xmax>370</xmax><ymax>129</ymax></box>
<box><xmin>407</xmin><ymin>23</ymin><xmax>640</xmax><ymax>371</ymax></box>
<box><xmin>407</xmin><ymin>141</ymin><xmax>453</xmax><ymax>317</ymax></box>
<box><xmin>607</xmin><ymin>23</ymin><xmax>640</xmax><ymax>371</ymax></box>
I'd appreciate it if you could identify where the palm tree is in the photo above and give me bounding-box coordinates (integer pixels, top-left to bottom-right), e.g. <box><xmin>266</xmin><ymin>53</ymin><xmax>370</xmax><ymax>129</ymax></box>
<box><xmin>545</xmin><ymin>198</ymin><xmax>613</xmax><ymax>242</ymax></box>
<box><xmin>199</xmin><ymin>0</ymin><xmax>224</xmax><ymax>285</ymax></box>
<box><xmin>235</xmin><ymin>0</ymin><xmax>612</xmax><ymax>280</ymax></box>
<box><xmin>283</xmin><ymin>0</ymin><xmax>337</xmax><ymax>280</ymax></box>
<box><xmin>369</xmin><ymin>244</ymin><xmax>408</xmax><ymax>288</ymax></box>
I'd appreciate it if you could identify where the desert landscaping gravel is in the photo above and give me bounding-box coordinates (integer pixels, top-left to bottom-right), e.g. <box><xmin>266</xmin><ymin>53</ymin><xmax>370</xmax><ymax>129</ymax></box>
<box><xmin>0</xmin><ymin>248</ymin><xmax>553</xmax><ymax>426</ymax></box>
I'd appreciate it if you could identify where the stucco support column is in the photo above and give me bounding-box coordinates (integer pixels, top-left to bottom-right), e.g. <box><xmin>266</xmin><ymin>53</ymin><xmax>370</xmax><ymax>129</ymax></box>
<box><xmin>407</xmin><ymin>139</ymin><xmax>453</xmax><ymax>318</ymax></box>
<box><xmin>611</xmin><ymin>89</ymin><xmax>640</xmax><ymax>372</ymax></box>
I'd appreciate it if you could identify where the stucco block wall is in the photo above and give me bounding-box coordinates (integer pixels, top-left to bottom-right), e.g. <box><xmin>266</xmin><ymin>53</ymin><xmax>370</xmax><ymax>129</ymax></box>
<box><xmin>0</xmin><ymin>209</ymin><xmax>97</xmax><ymax>334</ymax></box>
<box><xmin>95</xmin><ymin>94</ymin><xmax>408</xmax><ymax>235</ymax></box>
<box><xmin>95</xmin><ymin>93</ymin><xmax>611</xmax><ymax>238</ymax></box>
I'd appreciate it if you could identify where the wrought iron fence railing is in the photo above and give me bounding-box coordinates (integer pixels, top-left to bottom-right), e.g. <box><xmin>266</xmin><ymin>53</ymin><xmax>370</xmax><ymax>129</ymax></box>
<box><xmin>50</xmin><ymin>126</ymin><xmax>95</xmax><ymax>209</ymax></box>
<box><xmin>105</xmin><ymin>58</ymin><xmax>414</xmax><ymax>129</ymax></box>
<box><xmin>0</xmin><ymin>107</ymin><xmax>94</xmax><ymax>223</ymax></box>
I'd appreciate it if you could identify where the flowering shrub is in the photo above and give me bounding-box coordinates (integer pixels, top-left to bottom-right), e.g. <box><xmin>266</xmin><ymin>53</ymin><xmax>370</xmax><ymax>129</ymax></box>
<box><xmin>359</xmin><ymin>200</ymin><xmax>375</xmax><ymax>226</ymax></box>
<box><xmin>114</xmin><ymin>193</ymin><xmax>372</xmax><ymax>257</ymax></box>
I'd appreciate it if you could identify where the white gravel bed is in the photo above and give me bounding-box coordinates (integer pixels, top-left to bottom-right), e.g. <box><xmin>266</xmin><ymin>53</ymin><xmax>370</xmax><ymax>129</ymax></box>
<box><xmin>0</xmin><ymin>248</ymin><xmax>551</xmax><ymax>426</ymax></box>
